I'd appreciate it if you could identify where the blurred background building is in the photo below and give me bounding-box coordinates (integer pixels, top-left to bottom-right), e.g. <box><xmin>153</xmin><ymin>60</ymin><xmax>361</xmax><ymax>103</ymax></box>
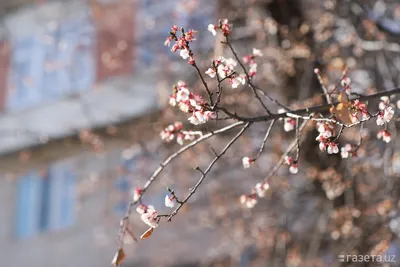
<box><xmin>0</xmin><ymin>0</ymin><xmax>216</xmax><ymax>266</ymax></box>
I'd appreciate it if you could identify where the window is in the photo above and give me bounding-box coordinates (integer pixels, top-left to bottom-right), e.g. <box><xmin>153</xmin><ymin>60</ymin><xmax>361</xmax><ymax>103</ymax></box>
<box><xmin>6</xmin><ymin>7</ymin><xmax>95</xmax><ymax>112</ymax></box>
<box><xmin>15</xmin><ymin>162</ymin><xmax>76</xmax><ymax>239</ymax></box>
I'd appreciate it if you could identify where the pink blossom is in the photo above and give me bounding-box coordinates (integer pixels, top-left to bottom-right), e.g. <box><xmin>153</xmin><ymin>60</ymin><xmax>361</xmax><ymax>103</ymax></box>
<box><xmin>230</xmin><ymin>76</ymin><xmax>244</xmax><ymax>88</ymax></box>
<box><xmin>205</xmin><ymin>68</ymin><xmax>216</xmax><ymax>78</ymax></box>
<box><xmin>171</xmin><ymin>43</ymin><xmax>179</xmax><ymax>52</ymax></box>
<box><xmin>249</xmin><ymin>63</ymin><xmax>258</xmax><ymax>77</ymax></box>
<box><xmin>160</xmin><ymin>130</ymin><xmax>173</xmax><ymax>142</ymax></box>
<box><xmin>255</xmin><ymin>182</ymin><xmax>269</xmax><ymax>197</ymax></box>
<box><xmin>188</xmin><ymin>56</ymin><xmax>195</xmax><ymax>65</ymax></box>
<box><xmin>160</xmin><ymin>122</ymin><xmax>185</xmax><ymax>145</ymax></box>
<box><xmin>377</xmin><ymin>130</ymin><xmax>391</xmax><ymax>143</ymax></box>
<box><xmin>242</xmin><ymin>55</ymin><xmax>252</xmax><ymax>64</ymax></box>
<box><xmin>242</xmin><ymin>157</ymin><xmax>253</xmax><ymax>169</ymax></box>
<box><xmin>178</xmin><ymin>101</ymin><xmax>190</xmax><ymax>113</ymax></box>
<box><xmin>171</xmin><ymin>25</ymin><xmax>179</xmax><ymax>34</ymax></box>
<box><xmin>351</xmin><ymin>100</ymin><xmax>369</xmax><ymax>122</ymax></box>
<box><xmin>377</xmin><ymin>107</ymin><xmax>394</xmax><ymax>125</ymax></box>
<box><xmin>176</xmin><ymin>87</ymin><xmax>190</xmax><ymax>102</ymax></box>
<box><xmin>164</xmin><ymin>195</ymin><xmax>175</xmax><ymax>208</ymax></box>
<box><xmin>340</xmin><ymin>144</ymin><xmax>352</xmax><ymax>159</ymax></box>
<box><xmin>184</xmin><ymin>29</ymin><xmax>197</xmax><ymax>42</ymax></box>
<box><xmin>289</xmin><ymin>163</ymin><xmax>298</xmax><ymax>174</ymax></box>
<box><xmin>383</xmin><ymin>106</ymin><xmax>394</xmax><ymax>122</ymax></box>
<box><xmin>188</xmin><ymin>111</ymin><xmax>207</xmax><ymax>125</ymax></box>
<box><xmin>240</xmin><ymin>195</ymin><xmax>257</xmax><ymax>208</ymax></box>
<box><xmin>182</xmin><ymin>130</ymin><xmax>202</xmax><ymax>141</ymax></box>
<box><xmin>327</xmin><ymin>142</ymin><xmax>339</xmax><ymax>154</ymax></box>
<box><xmin>284</xmin><ymin>118</ymin><xmax>296</xmax><ymax>132</ymax></box>
<box><xmin>376</xmin><ymin>113</ymin><xmax>385</xmax><ymax>126</ymax></box>
<box><xmin>204</xmin><ymin>111</ymin><xmax>217</xmax><ymax>120</ymax></box>
<box><xmin>252</xmin><ymin>48</ymin><xmax>263</xmax><ymax>57</ymax></box>
<box><xmin>141</xmin><ymin>207</ymin><xmax>158</xmax><ymax>228</ymax></box>
<box><xmin>176</xmin><ymin>133</ymin><xmax>184</xmax><ymax>145</ymax></box>
<box><xmin>207</xmin><ymin>24</ymin><xmax>217</xmax><ymax>36</ymax></box>
<box><xmin>215</xmin><ymin>56</ymin><xmax>226</xmax><ymax>65</ymax></box>
<box><xmin>132</xmin><ymin>187</ymin><xmax>143</xmax><ymax>202</ymax></box>
<box><xmin>379</xmin><ymin>96</ymin><xmax>390</xmax><ymax>110</ymax></box>
<box><xmin>169</xmin><ymin>95</ymin><xmax>177</xmax><ymax>106</ymax></box>
<box><xmin>136</xmin><ymin>204</ymin><xmax>155</xmax><ymax>215</ymax></box>
<box><xmin>316</xmin><ymin>130</ymin><xmax>332</xmax><ymax>142</ymax></box>
<box><xmin>284</xmin><ymin>156</ymin><xmax>293</xmax><ymax>165</ymax></box>
<box><xmin>284</xmin><ymin>156</ymin><xmax>298</xmax><ymax>174</ymax></box>
<box><xmin>220</xmin><ymin>19</ymin><xmax>232</xmax><ymax>36</ymax></box>
<box><xmin>316</xmin><ymin>122</ymin><xmax>334</xmax><ymax>134</ymax></box>
<box><xmin>180</xmin><ymin>48</ymin><xmax>190</xmax><ymax>59</ymax></box>
<box><xmin>176</xmin><ymin>80</ymin><xmax>187</xmax><ymax>88</ymax></box>
<box><xmin>188</xmin><ymin>115</ymin><xmax>200</xmax><ymax>125</ymax></box>
<box><xmin>225</xmin><ymin>58</ymin><xmax>237</xmax><ymax>69</ymax></box>
<box><xmin>217</xmin><ymin>64</ymin><xmax>230</xmax><ymax>79</ymax></box>
<box><xmin>164</xmin><ymin>36</ymin><xmax>173</xmax><ymax>47</ymax></box>
<box><xmin>136</xmin><ymin>204</ymin><xmax>147</xmax><ymax>215</ymax></box>
<box><xmin>176</xmin><ymin>37</ymin><xmax>186</xmax><ymax>48</ymax></box>
<box><xmin>340</xmin><ymin>77</ymin><xmax>351</xmax><ymax>87</ymax></box>
<box><xmin>319</xmin><ymin>141</ymin><xmax>327</xmax><ymax>152</ymax></box>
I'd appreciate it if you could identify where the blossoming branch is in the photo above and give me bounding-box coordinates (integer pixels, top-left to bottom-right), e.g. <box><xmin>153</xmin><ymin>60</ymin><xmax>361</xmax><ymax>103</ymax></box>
<box><xmin>111</xmin><ymin>19</ymin><xmax>400</xmax><ymax>267</ymax></box>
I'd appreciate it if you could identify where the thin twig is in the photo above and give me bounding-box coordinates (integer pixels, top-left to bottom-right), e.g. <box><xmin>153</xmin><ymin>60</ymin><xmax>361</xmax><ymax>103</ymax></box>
<box><xmin>295</xmin><ymin>118</ymin><xmax>301</xmax><ymax>161</ymax></box>
<box><xmin>224</xmin><ymin>37</ymin><xmax>271</xmax><ymax>114</ymax></box>
<box><xmin>192</xmin><ymin>61</ymin><xmax>213</xmax><ymax>105</ymax></box>
<box><xmin>264</xmin><ymin>120</ymin><xmax>308</xmax><ymax>182</ymax></box>
<box><xmin>118</xmin><ymin>121</ymin><xmax>244</xmax><ymax>243</ymax></box>
<box><xmin>166</xmin><ymin>122</ymin><xmax>251</xmax><ymax>221</ymax></box>
<box><xmin>217</xmin><ymin>87</ymin><xmax>400</xmax><ymax>123</ymax></box>
<box><xmin>254</xmin><ymin>120</ymin><xmax>276</xmax><ymax>160</ymax></box>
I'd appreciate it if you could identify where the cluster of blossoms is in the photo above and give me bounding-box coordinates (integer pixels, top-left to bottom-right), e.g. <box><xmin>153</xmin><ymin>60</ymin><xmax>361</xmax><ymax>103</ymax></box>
<box><xmin>160</xmin><ymin>122</ymin><xmax>202</xmax><ymax>145</ymax></box>
<box><xmin>284</xmin><ymin>156</ymin><xmax>299</xmax><ymax>174</ymax></box>
<box><xmin>375</xmin><ymin>96</ymin><xmax>394</xmax><ymax>143</ymax></box>
<box><xmin>241</xmin><ymin>156</ymin><xmax>270</xmax><ymax>208</ymax></box>
<box><xmin>239</xmin><ymin>182</ymin><xmax>270</xmax><ymax>208</ymax></box>
<box><xmin>379</xmin><ymin>96</ymin><xmax>390</xmax><ymax>110</ymax></box>
<box><xmin>132</xmin><ymin>188</ymin><xmax>159</xmax><ymax>228</ymax></box>
<box><xmin>377</xmin><ymin>129</ymin><xmax>392</xmax><ymax>143</ymax></box>
<box><xmin>341</xmin><ymin>76</ymin><xmax>352</xmax><ymax>96</ymax></box>
<box><xmin>207</xmin><ymin>19</ymin><xmax>232</xmax><ymax>36</ymax></box>
<box><xmin>205</xmin><ymin>56</ymin><xmax>244</xmax><ymax>88</ymax></box>
<box><xmin>350</xmin><ymin>99</ymin><xmax>369</xmax><ymax>123</ymax></box>
<box><xmin>169</xmin><ymin>81</ymin><xmax>216</xmax><ymax>125</ymax></box>
<box><xmin>315</xmin><ymin>121</ymin><xmax>339</xmax><ymax>154</ymax></box>
<box><xmin>132</xmin><ymin>187</ymin><xmax>178</xmax><ymax>229</ymax></box>
<box><xmin>139</xmin><ymin>206</ymin><xmax>158</xmax><ymax>228</ymax></box>
<box><xmin>376</xmin><ymin>106</ymin><xmax>394</xmax><ymax>126</ymax></box>
<box><xmin>164</xmin><ymin>25</ymin><xmax>197</xmax><ymax>64</ymax></box>
<box><xmin>242</xmin><ymin>48</ymin><xmax>263</xmax><ymax>77</ymax></box>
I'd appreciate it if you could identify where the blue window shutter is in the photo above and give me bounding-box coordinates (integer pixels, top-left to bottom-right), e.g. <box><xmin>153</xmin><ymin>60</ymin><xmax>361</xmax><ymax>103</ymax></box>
<box><xmin>47</xmin><ymin>164</ymin><xmax>64</xmax><ymax>231</ymax></box>
<box><xmin>47</xmin><ymin>162</ymin><xmax>76</xmax><ymax>230</ymax></box>
<box><xmin>60</xmin><ymin>169</ymin><xmax>76</xmax><ymax>228</ymax></box>
<box><xmin>7</xmin><ymin>36</ymin><xmax>46</xmax><ymax>111</ymax></box>
<box><xmin>39</xmin><ymin>175</ymin><xmax>51</xmax><ymax>231</ymax></box>
<box><xmin>16</xmin><ymin>173</ymin><xmax>42</xmax><ymax>238</ymax></box>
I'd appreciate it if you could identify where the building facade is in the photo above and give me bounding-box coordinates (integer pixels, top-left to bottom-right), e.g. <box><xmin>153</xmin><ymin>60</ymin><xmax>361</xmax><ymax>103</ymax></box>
<box><xmin>0</xmin><ymin>0</ymin><xmax>215</xmax><ymax>266</ymax></box>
